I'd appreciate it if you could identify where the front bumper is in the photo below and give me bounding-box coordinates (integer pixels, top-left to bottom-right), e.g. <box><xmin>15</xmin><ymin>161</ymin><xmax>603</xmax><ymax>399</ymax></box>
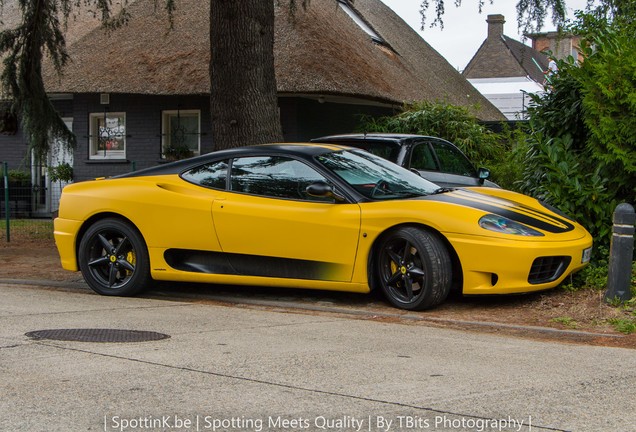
<box><xmin>53</xmin><ymin>217</ymin><xmax>82</xmax><ymax>272</ymax></box>
<box><xmin>446</xmin><ymin>232</ymin><xmax>593</xmax><ymax>295</ymax></box>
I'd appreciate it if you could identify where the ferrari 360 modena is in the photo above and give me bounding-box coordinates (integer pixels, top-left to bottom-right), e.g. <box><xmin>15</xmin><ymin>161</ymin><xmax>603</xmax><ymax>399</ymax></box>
<box><xmin>54</xmin><ymin>143</ymin><xmax>593</xmax><ymax>310</ymax></box>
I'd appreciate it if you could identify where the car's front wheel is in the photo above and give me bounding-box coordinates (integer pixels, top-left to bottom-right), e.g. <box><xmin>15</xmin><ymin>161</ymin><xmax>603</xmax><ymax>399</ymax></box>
<box><xmin>375</xmin><ymin>227</ymin><xmax>451</xmax><ymax>310</ymax></box>
<box><xmin>78</xmin><ymin>218</ymin><xmax>151</xmax><ymax>296</ymax></box>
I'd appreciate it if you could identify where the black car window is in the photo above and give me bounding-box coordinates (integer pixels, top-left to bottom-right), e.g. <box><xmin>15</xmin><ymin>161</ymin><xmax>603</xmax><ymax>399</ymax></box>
<box><xmin>230</xmin><ymin>156</ymin><xmax>333</xmax><ymax>202</ymax></box>
<box><xmin>181</xmin><ymin>160</ymin><xmax>228</xmax><ymax>189</ymax></box>
<box><xmin>410</xmin><ymin>143</ymin><xmax>438</xmax><ymax>171</ymax></box>
<box><xmin>431</xmin><ymin>141</ymin><xmax>477</xmax><ymax>177</ymax></box>
<box><xmin>354</xmin><ymin>142</ymin><xmax>400</xmax><ymax>162</ymax></box>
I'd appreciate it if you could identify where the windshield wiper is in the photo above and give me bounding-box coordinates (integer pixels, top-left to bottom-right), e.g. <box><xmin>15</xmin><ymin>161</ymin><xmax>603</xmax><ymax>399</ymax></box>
<box><xmin>431</xmin><ymin>187</ymin><xmax>456</xmax><ymax>195</ymax></box>
<box><xmin>391</xmin><ymin>191</ymin><xmax>425</xmax><ymax>198</ymax></box>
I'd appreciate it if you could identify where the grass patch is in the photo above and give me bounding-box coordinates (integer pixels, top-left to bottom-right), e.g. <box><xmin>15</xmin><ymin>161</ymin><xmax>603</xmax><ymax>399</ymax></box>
<box><xmin>607</xmin><ymin>318</ymin><xmax>636</xmax><ymax>334</ymax></box>
<box><xmin>0</xmin><ymin>219</ymin><xmax>54</xmax><ymax>241</ymax></box>
<box><xmin>550</xmin><ymin>316</ymin><xmax>579</xmax><ymax>329</ymax></box>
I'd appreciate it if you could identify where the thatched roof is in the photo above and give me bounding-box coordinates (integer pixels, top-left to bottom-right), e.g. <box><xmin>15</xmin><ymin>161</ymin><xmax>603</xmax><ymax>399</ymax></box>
<box><xmin>274</xmin><ymin>0</ymin><xmax>503</xmax><ymax>120</ymax></box>
<box><xmin>21</xmin><ymin>0</ymin><xmax>503</xmax><ymax>120</ymax></box>
<box><xmin>41</xmin><ymin>0</ymin><xmax>209</xmax><ymax>95</ymax></box>
<box><xmin>0</xmin><ymin>0</ymin><xmax>104</xmax><ymax>45</ymax></box>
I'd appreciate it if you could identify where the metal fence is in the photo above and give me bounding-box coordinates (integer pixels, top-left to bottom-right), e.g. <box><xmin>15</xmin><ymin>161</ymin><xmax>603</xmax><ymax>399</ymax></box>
<box><xmin>2</xmin><ymin>158</ymin><xmax>144</xmax><ymax>243</ymax></box>
<box><xmin>1</xmin><ymin>161</ymin><xmax>54</xmax><ymax>242</ymax></box>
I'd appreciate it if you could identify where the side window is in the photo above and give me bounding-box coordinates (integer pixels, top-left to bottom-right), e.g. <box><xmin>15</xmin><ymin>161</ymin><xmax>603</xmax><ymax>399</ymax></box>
<box><xmin>182</xmin><ymin>160</ymin><xmax>228</xmax><ymax>189</ymax></box>
<box><xmin>231</xmin><ymin>156</ymin><xmax>333</xmax><ymax>202</ymax></box>
<box><xmin>356</xmin><ymin>143</ymin><xmax>400</xmax><ymax>163</ymax></box>
<box><xmin>431</xmin><ymin>142</ymin><xmax>477</xmax><ymax>177</ymax></box>
<box><xmin>410</xmin><ymin>143</ymin><xmax>438</xmax><ymax>171</ymax></box>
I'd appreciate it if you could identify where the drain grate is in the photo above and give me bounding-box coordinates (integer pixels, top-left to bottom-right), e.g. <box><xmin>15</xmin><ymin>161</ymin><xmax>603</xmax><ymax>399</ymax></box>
<box><xmin>25</xmin><ymin>329</ymin><xmax>170</xmax><ymax>343</ymax></box>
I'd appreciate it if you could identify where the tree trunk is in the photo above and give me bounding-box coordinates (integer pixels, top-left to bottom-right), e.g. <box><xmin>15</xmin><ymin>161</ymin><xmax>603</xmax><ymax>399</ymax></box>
<box><xmin>209</xmin><ymin>0</ymin><xmax>283</xmax><ymax>150</ymax></box>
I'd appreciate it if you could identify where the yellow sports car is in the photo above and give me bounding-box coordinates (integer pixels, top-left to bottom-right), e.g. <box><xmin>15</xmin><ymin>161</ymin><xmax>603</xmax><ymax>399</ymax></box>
<box><xmin>54</xmin><ymin>143</ymin><xmax>593</xmax><ymax>310</ymax></box>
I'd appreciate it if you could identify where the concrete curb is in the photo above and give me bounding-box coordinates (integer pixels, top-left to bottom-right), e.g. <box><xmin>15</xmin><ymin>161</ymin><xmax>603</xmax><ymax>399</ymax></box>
<box><xmin>1</xmin><ymin>278</ymin><xmax>624</xmax><ymax>342</ymax></box>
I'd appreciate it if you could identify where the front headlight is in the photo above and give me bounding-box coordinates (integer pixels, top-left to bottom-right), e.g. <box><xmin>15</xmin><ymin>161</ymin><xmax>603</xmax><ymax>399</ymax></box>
<box><xmin>479</xmin><ymin>214</ymin><xmax>544</xmax><ymax>236</ymax></box>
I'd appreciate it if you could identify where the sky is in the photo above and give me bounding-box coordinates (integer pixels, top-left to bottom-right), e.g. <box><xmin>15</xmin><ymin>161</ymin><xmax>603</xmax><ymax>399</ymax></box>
<box><xmin>378</xmin><ymin>0</ymin><xmax>591</xmax><ymax>71</ymax></box>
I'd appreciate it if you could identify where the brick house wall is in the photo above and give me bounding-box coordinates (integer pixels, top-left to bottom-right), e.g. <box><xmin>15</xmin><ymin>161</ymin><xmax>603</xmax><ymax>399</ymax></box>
<box><xmin>530</xmin><ymin>33</ymin><xmax>583</xmax><ymax>63</ymax></box>
<box><xmin>70</xmin><ymin>93</ymin><xmax>212</xmax><ymax>181</ymax></box>
<box><xmin>0</xmin><ymin>93</ymin><xmax>395</xmax><ymax>185</ymax></box>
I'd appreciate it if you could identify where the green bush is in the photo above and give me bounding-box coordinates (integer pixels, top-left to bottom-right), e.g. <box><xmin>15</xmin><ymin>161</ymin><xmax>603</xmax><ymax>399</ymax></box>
<box><xmin>520</xmin><ymin>13</ymin><xmax>636</xmax><ymax>256</ymax></box>
<box><xmin>562</xmin><ymin>246</ymin><xmax>610</xmax><ymax>291</ymax></box>
<box><xmin>48</xmin><ymin>162</ymin><xmax>73</xmax><ymax>183</ymax></box>
<box><xmin>516</xmin><ymin>132</ymin><xmax>617</xmax><ymax>250</ymax></box>
<box><xmin>7</xmin><ymin>169</ymin><xmax>30</xmax><ymax>183</ymax></box>
<box><xmin>486</xmin><ymin>125</ymin><xmax>528</xmax><ymax>191</ymax></box>
<box><xmin>576</xmin><ymin>29</ymin><xmax>636</xmax><ymax>205</ymax></box>
<box><xmin>358</xmin><ymin>100</ymin><xmax>505</xmax><ymax>169</ymax></box>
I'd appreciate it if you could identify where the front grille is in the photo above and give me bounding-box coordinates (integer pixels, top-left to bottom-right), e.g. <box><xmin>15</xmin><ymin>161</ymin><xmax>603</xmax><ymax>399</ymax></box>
<box><xmin>528</xmin><ymin>256</ymin><xmax>571</xmax><ymax>284</ymax></box>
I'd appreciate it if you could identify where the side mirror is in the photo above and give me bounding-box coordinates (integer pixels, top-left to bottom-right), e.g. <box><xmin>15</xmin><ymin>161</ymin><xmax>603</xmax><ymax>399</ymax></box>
<box><xmin>478</xmin><ymin>167</ymin><xmax>490</xmax><ymax>184</ymax></box>
<box><xmin>305</xmin><ymin>181</ymin><xmax>345</xmax><ymax>202</ymax></box>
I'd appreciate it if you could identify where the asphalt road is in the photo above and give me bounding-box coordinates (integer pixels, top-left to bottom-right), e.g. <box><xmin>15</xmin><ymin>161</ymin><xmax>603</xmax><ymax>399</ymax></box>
<box><xmin>1</xmin><ymin>282</ymin><xmax>635</xmax><ymax>432</ymax></box>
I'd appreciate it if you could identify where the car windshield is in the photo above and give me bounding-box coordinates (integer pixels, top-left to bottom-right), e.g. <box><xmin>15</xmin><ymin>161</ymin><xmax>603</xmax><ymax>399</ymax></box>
<box><xmin>316</xmin><ymin>149</ymin><xmax>439</xmax><ymax>200</ymax></box>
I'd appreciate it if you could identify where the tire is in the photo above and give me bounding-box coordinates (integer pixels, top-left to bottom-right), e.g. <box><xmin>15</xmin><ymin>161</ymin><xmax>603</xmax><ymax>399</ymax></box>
<box><xmin>374</xmin><ymin>227</ymin><xmax>451</xmax><ymax>310</ymax></box>
<box><xmin>78</xmin><ymin>218</ymin><xmax>151</xmax><ymax>296</ymax></box>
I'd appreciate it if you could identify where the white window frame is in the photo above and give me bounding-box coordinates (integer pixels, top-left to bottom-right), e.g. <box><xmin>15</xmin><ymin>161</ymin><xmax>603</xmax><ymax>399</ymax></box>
<box><xmin>89</xmin><ymin>112</ymin><xmax>126</xmax><ymax>160</ymax></box>
<box><xmin>161</xmin><ymin>109</ymin><xmax>201</xmax><ymax>158</ymax></box>
<box><xmin>337</xmin><ymin>0</ymin><xmax>385</xmax><ymax>44</ymax></box>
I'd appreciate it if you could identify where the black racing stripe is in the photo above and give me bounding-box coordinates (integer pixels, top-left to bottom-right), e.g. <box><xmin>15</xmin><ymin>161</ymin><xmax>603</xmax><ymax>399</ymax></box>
<box><xmin>454</xmin><ymin>190</ymin><xmax>572</xmax><ymax>227</ymax></box>
<box><xmin>425</xmin><ymin>193</ymin><xmax>575</xmax><ymax>233</ymax></box>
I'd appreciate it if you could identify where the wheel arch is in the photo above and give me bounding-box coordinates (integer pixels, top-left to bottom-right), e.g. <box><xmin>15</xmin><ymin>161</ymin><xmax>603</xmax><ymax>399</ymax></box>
<box><xmin>366</xmin><ymin>223</ymin><xmax>463</xmax><ymax>293</ymax></box>
<box><xmin>75</xmin><ymin>212</ymin><xmax>146</xmax><ymax>262</ymax></box>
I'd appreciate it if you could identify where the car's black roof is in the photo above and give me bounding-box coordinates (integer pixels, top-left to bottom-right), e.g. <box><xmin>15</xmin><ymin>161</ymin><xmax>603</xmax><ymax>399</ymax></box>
<box><xmin>116</xmin><ymin>143</ymin><xmax>349</xmax><ymax>178</ymax></box>
<box><xmin>312</xmin><ymin>133</ymin><xmax>450</xmax><ymax>146</ymax></box>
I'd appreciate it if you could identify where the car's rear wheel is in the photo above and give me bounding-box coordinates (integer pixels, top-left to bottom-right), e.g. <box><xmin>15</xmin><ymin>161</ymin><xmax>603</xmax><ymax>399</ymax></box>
<box><xmin>78</xmin><ymin>218</ymin><xmax>151</xmax><ymax>296</ymax></box>
<box><xmin>375</xmin><ymin>227</ymin><xmax>451</xmax><ymax>310</ymax></box>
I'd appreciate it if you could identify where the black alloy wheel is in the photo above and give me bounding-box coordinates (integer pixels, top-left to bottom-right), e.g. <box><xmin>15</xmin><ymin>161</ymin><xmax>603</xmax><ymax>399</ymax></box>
<box><xmin>78</xmin><ymin>218</ymin><xmax>151</xmax><ymax>296</ymax></box>
<box><xmin>376</xmin><ymin>227</ymin><xmax>451</xmax><ymax>310</ymax></box>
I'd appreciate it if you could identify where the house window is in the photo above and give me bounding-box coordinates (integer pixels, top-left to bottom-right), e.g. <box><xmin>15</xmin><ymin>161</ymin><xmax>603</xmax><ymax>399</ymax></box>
<box><xmin>89</xmin><ymin>112</ymin><xmax>126</xmax><ymax>160</ymax></box>
<box><xmin>162</xmin><ymin>110</ymin><xmax>201</xmax><ymax>159</ymax></box>
<box><xmin>337</xmin><ymin>0</ymin><xmax>385</xmax><ymax>44</ymax></box>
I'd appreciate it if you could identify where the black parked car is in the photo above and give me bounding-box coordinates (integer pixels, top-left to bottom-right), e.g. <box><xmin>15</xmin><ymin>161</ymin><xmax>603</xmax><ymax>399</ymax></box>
<box><xmin>312</xmin><ymin>133</ymin><xmax>498</xmax><ymax>188</ymax></box>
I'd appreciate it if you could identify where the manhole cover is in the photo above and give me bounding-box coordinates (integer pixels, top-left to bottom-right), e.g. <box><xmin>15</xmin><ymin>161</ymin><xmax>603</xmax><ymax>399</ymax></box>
<box><xmin>25</xmin><ymin>329</ymin><xmax>170</xmax><ymax>343</ymax></box>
